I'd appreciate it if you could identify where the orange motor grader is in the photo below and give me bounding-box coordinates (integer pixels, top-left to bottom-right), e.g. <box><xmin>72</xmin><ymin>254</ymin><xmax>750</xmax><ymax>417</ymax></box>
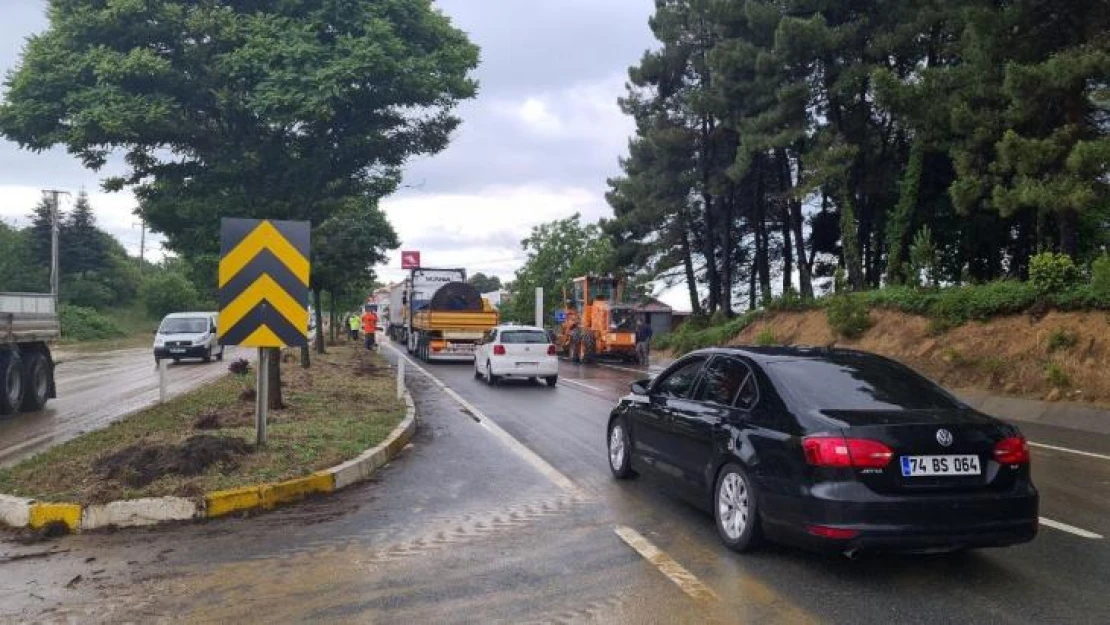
<box><xmin>555</xmin><ymin>276</ymin><xmax>638</xmax><ymax>364</ymax></box>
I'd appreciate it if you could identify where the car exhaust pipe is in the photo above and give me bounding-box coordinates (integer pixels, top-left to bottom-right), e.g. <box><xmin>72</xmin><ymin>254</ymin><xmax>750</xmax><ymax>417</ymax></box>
<box><xmin>843</xmin><ymin>548</ymin><xmax>861</xmax><ymax>561</ymax></box>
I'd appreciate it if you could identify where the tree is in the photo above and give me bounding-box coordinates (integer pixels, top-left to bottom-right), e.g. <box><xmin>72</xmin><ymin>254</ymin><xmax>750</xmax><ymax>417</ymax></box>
<box><xmin>467</xmin><ymin>273</ymin><xmax>502</xmax><ymax>294</ymax></box>
<box><xmin>63</xmin><ymin>190</ymin><xmax>109</xmax><ymax>277</ymax></box>
<box><xmin>1</xmin><ymin>0</ymin><xmax>478</xmax><ymax>407</ymax></box>
<box><xmin>507</xmin><ymin>215</ymin><xmax>613</xmax><ymax>325</ymax></box>
<box><xmin>311</xmin><ymin>199</ymin><xmax>399</xmax><ymax>353</ymax></box>
<box><xmin>140</xmin><ymin>271</ymin><xmax>201</xmax><ymax>320</ymax></box>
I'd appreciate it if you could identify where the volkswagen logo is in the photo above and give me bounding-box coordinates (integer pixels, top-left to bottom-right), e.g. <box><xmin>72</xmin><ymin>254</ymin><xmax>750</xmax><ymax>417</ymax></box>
<box><xmin>936</xmin><ymin>429</ymin><xmax>954</xmax><ymax>447</ymax></box>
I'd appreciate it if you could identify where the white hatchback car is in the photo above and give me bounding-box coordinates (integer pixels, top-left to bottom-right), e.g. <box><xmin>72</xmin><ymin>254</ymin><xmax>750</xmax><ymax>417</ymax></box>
<box><xmin>474</xmin><ymin>324</ymin><xmax>559</xmax><ymax>387</ymax></box>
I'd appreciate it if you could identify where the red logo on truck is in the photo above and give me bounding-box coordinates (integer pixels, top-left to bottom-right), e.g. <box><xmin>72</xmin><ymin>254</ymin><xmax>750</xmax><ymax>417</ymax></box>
<box><xmin>401</xmin><ymin>251</ymin><xmax>421</xmax><ymax>269</ymax></box>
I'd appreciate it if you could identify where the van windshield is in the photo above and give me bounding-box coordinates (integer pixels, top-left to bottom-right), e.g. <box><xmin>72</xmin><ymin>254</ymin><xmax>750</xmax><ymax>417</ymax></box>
<box><xmin>159</xmin><ymin>318</ymin><xmax>208</xmax><ymax>334</ymax></box>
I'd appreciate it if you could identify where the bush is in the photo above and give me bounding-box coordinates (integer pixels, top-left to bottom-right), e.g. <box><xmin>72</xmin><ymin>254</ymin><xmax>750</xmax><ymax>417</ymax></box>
<box><xmin>1047</xmin><ymin>328</ymin><xmax>1079</xmax><ymax>352</ymax></box>
<box><xmin>655</xmin><ymin>310</ymin><xmax>763</xmax><ymax>355</ymax></box>
<box><xmin>1045</xmin><ymin>363</ymin><xmax>1070</xmax><ymax>388</ymax></box>
<box><xmin>1029</xmin><ymin>252</ymin><xmax>1080</xmax><ymax>296</ymax></box>
<box><xmin>755</xmin><ymin>327</ymin><xmax>778</xmax><ymax>346</ymax></box>
<box><xmin>140</xmin><ymin>272</ymin><xmax>201</xmax><ymax>319</ymax></box>
<box><xmin>765</xmin><ymin>290</ymin><xmax>816</xmax><ymax>313</ymax></box>
<box><xmin>59</xmin><ymin>305</ymin><xmax>127</xmax><ymax>341</ymax></box>
<box><xmin>827</xmin><ymin>294</ymin><xmax>872</xmax><ymax>339</ymax></box>
<box><xmin>1091</xmin><ymin>254</ymin><xmax>1110</xmax><ymax>298</ymax></box>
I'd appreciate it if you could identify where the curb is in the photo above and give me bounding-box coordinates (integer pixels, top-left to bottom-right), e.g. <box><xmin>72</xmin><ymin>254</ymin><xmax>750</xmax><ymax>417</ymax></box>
<box><xmin>957</xmin><ymin>390</ymin><xmax>1110</xmax><ymax>437</ymax></box>
<box><xmin>0</xmin><ymin>389</ymin><xmax>417</xmax><ymax>534</ymax></box>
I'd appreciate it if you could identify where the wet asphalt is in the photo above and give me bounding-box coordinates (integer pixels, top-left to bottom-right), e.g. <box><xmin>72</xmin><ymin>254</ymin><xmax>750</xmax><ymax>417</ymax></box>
<box><xmin>0</xmin><ymin>347</ymin><xmax>246</xmax><ymax>468</ymax></box>
<box><xmin>0</xmin><ymin>341</ymin><xmax>1108</xmax><ymax>623</ymax></box>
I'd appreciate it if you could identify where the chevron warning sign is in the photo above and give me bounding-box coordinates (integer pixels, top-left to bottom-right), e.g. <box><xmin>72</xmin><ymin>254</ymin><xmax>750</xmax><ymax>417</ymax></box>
<box><xmin>218</xmin><ymin>218</ymin><xmax>311</xmax><ymax>348</ymax></box>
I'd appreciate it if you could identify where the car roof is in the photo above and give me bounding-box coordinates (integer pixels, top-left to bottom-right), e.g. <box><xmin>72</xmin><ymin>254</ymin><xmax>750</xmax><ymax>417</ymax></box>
<box><xmin>163</xmin><ymin>312</ymin><xmax>216</xmax><ymax>319</ymax></box>
<box><xmin>687</xmin><ymin>345</ymin><xmax>891</xmax><ymax>365</ymax></box>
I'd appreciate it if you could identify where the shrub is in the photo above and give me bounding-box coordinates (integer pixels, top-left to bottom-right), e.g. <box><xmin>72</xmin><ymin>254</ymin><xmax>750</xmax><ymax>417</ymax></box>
<box><xmin>59</xmin><ymin>305</ymin><xmax>127</xmax><ymax>341</ymax></box>
<box><xmin>140</xmin><ymin>272</ymin><xmax>201</xmax><ymax>319</ymax></box>
<box><xmin>1093</xmin><ymin>254</ymin><xmax>1110</xmax><ymax>298</ymax></box>
<box><xmin>755</xmin><ymin>327</ymin><xmax>778</xmax><ymax>346</ymax></box>
<box><xmin>1029</xmin><ymin>252</ymin><xmax>1080</xmax><ymax>296</ymax></box>
<box><xmin>1046</xmin><ymin>328</ymin><xmax>1079</xmax><ymax>353</ymax></box>
<box><xmin>228</xmin><ymin>358</ymin><xmax>252</xmax><ymax>376</ymax></box>
<box><xmin>765</xmin><ymin>290</ymin><xmax>815</xmax><ymax>313</ymax></box>
<box><xmin>827</xmin><ymin>294</ymin><xmax>872</xmax><ymax>339</ymax></box>
<box><xmin>1045</xmin><ymin>363</ymin><xmax>1070</xmax><ymax>388</ymax></box>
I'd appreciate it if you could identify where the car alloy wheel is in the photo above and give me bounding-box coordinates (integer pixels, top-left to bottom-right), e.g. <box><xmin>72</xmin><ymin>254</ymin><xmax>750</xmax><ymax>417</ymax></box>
<box><xmin>718</xmin><ymin>472</ymin><xmax>749</xmax><ymax>541</ymax></box>
<box><xmin>609</xmin><ymin>425</ymin><xmax>625</xmax><ymax>469</ymax></box>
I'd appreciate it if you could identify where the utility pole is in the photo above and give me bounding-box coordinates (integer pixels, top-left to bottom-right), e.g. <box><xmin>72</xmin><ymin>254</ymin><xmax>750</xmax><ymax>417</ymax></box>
<box><xmin>132</xmin><ymin>218</ymin><xmax>146</xmax><ymax>271</ymax></box>
<box><xmin>41</xmin><ymin>189</ymin><xmax>70</xmax><ymax>313</ymax></box>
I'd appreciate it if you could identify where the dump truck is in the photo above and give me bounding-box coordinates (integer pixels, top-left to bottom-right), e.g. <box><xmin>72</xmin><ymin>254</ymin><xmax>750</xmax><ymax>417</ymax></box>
<box><xmin>556</xmin><ymin>275</ymin><xmax>638</xmax><ymax>364</ymax></box>
<box><xmin>0</xmin><ymin>292</ymin><xmax>59</xmax><ymax>416</ymax></box>
<box><xmin>391</xmin><ymin>267</ymin><xmax>499</xmax><ymax>362</ymax></box>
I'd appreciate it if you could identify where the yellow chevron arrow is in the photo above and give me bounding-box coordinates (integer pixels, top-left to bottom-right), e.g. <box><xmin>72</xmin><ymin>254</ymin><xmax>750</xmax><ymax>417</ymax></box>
<box><xmin>218</xmin><ymin>220</ymin><xmax>310</xmax><ymax>288</ymax></box>
<box><xmin>218</xmin><ymin>274</ymin><xmax>307</xmax><ymax>339</ymax></box>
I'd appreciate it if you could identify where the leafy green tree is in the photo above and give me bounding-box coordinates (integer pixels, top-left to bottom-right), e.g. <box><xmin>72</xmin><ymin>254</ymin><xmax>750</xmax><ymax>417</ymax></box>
<box><xmin>140</xmin><ymin>271</ymin><xmax>201</xmax><ymax>320</ymax></box>
<box><xmin>467</xmin><ymin>273</ymin><xmax>503</xmax><ymax>294</ymax></box>
<box><xmin>508</xmin><ymin>215</ymin><xmax>613</xmax><ymax>325</ymax></box>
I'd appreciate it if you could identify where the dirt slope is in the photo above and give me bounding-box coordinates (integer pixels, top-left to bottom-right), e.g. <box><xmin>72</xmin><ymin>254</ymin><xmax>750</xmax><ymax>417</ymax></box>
<box><xmin>732</xmin><ymin>309</ymin><xmax>1110</xmax><ymax>405</ymax></box>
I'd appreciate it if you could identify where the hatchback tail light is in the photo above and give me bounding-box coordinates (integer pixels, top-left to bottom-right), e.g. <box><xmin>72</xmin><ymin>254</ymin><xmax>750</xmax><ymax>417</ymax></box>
<box><xmin>547</xmin><ymin>344</ymin><xmax>557</xmax><ymax>356</ymax></box>
<box><xmin>493</xmin><ymin>345</ymin><xmax>506</xmax><ymax>356</ymax></box>
<box><xmin>802</xmin><ymin>436</ymin><xmax>893</xmax><ymax>469</ymax></box>
<box><xmin>993</xmin><ymin>436</ymin><xmax>1030</xmax><ymax>464</ymax></box>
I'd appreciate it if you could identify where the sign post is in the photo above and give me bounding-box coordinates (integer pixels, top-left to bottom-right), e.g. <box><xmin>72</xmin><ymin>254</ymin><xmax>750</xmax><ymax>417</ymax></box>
<box><xmin>535</xmin><ymin>287</ymin><xmax>543</xmax><ymax>329</ymax></box>
<box><xmin>218</xmin><ymin>218</ymin><xmax>310</xmax><ymax>447</ymax></box>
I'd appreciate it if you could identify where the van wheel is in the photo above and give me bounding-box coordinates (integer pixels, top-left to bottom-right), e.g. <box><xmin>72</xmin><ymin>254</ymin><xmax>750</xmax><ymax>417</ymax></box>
<box><xmin>217</xmin><ymin>347</ymin><xmax>225</xmax><ymax>362</ymax></box>
<box><xmin>20</xmin><ymin>351</ymin><xmax>50</xmax><ymax>412</ymax></box>
<box><xmin>203</xmin><ymin>347</ymin><xmax>212</xmax><ymax>363</ymax></box>
<box><xmin>0</xmin><ymin>351</ymin><xmax>26</xmax><ymax>416</ymax></box>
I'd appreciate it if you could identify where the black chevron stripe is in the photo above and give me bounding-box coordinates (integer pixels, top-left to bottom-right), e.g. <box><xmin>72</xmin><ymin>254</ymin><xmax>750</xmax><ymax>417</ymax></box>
<box><xmin>219</xmin><ymin>300</ymin><xmax>307</xmax><ymax>347</ymax></box>
<box><xmin>218</xmin><ymin>248</ymin><xmax>309</xmax><ymax>309</ymax></box>
<box><xmin>220</xmin><ymin>218</ymin><xmax>310</xmax><ymax>257</ymax></box>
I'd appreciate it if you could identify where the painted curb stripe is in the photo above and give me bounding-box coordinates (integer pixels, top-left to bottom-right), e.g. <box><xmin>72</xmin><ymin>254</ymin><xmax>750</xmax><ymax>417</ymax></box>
<box><xmin>28</xmin><ymin>502</ymin><xmax>82</xmax><ymax>532</ymax></box>
<box><xmin>0</xmin><ymin>495</ymin><xmax>32</xmax><ymax>527</ymax></box>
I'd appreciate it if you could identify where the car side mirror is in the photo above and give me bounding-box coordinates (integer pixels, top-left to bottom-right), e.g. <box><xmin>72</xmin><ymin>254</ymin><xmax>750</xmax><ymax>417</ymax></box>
<box><xmin>631</xmin><ymin>379</ymin><xmax>650</xmax><ymax>396</ymax></box>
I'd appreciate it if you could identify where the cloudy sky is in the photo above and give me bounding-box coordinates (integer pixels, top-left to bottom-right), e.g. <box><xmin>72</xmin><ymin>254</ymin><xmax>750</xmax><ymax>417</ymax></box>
<box><xmin>0</xmin><ymin>1</ymin><xmax>682</xmax><ymax>307</ymax></box>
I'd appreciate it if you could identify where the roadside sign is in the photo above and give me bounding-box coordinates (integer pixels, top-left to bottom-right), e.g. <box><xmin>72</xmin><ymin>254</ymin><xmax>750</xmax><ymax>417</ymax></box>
<box><xmin>554</xmin><ymin>310</ymin><xmax>566</xmax><ymax>324</ymax></box>
<box><xmin>401</xmin><ymin>250</ymin><xmax>421</xmax><ymax>269</ymax></box>
<box><xmin>217</xmin><ymin>218</ymin><xmax>310</xmax><ymax>348</ymax></box>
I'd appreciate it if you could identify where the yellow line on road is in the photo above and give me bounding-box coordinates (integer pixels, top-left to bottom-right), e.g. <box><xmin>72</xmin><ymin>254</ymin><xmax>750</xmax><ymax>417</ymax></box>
<box><xmin>614</xmin><ymin>525</ymin><xmax>718</xmax><ymax>602</ymax></box>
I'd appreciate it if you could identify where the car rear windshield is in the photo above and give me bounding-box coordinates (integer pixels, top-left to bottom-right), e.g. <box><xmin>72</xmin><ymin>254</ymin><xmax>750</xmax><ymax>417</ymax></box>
<box><xmin>159</xmin><ymin>318</ymin><xmax>208</xmax><ymax>334</ymax></box>
<box><xmin>765</xmin><ymin>357</ymin><xmax>960</xmax><ymax>411</ymax></box>
<box><xmin>500</xmin><ymin>330</ymin><xmax>549</xmax><ymax>344</ymax></box>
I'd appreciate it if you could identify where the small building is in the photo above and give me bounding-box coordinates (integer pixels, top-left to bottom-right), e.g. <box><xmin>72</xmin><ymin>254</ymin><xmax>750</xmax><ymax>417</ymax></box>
<box><xmin>633</xmin><ymin>298</ymin><xmax>675</xmax><ymax>337</ymax></box>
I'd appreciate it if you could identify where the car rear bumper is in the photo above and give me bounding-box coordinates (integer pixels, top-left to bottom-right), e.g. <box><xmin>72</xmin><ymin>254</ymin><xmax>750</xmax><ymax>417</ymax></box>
<box><xmin>489</xmin><ymin>363</ymin><xmax>560</xmax><ymax>378</ymax></box>
<box><xmin>765</xmin><ymin>483</ymin><xmax>1039</xmax><ymax>554</ymax></box>
<box><xmin>154</xmin><ymin>346</ymin><xmax>211</xmax><ymax>360</ymax></box>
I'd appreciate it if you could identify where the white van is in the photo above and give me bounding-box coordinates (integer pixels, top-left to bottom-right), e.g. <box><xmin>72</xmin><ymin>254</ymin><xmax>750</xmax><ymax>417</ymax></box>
<box><xmin>153</xmin><ymin>312</ymin><xmax>225</xmax><ymax>365</ymax></box>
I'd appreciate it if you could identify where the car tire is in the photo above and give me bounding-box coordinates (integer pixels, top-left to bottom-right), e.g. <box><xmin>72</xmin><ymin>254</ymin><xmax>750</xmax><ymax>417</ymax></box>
<box><xmin>203</xmin><ymin>347</ymin><xmax>212</xmax><ymax>363</ymax></box>
<box><xmin>474</xmin><ymin>361</ymin><xmax>482</xmax><ymax>379</ymax></box>
<box><xmin>582</xmin><ymin>331</ymin><xmax>597</xmax><ymax>364</ymax></box>
<box><xmin>0</xmin><ymin>351</ymin><xmax>27</xmax><ymax>416</ymax></box>
<box><xmin>607</xmin><ymin>418</ymin><xmax>635</xmax><ymax>479</ymax></box>
<box><xmin>486</xmin><ymin>362</ymin><xmax>499</xmax><ymax>386</ymax></box>
<box><xmin>20</xmin><ymin>351</ymin><xmax>50</xmax><ymax>413</ymax></box>
<box><xmin>217</xmin><ymin>347</ymin><xmax>225</xmax><ymax>362</ymax></box>
<box><xmin>545</xmin><ymin>375</ymin><xmax>558</xmax><ymax>387</ymax></box>
<box><xmin>714</xmin><ymin>463</ymin><xmax>762</xmax><ymax>553</ymax></box>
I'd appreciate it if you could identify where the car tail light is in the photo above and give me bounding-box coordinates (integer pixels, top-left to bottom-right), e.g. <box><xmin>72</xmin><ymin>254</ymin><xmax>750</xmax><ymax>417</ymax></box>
<box><xmin>493</xmin><ymin>345</ymin><xmax>506</xmax><ymax>356</ymax></box>
<box><xmin>993</xmin><ymin>436</ymin><xmax>1030</xmax><ymax>464</ymax></box>
<box><xmin>547</xmin><ymin>344</ymin><xmax>557</xmax><ymax>356</ymax></box>
<box><xmin>805</xmin><ymin>525</ymin><xmax>860</xmax><ymax>540</ymax></box>
<box><xmin>802</xmin><ymin>436</ymin><xmax>893</xmax><ymax>469</ymax></box>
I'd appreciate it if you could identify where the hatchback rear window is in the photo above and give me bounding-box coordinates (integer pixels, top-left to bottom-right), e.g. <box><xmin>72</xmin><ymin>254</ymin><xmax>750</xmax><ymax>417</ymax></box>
<box><xmin>500</xmin><ymin>331</ymin><xmax>549</xmax><ymax>344</ymax></box>
<box><xmin>765</xmin><ymin>357</ymin><xmax>960</xmax><ymax>411</ymax></box>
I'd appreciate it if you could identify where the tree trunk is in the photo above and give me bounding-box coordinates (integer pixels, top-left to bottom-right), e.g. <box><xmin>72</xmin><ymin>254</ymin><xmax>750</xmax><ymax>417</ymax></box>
<box><xmin>840</xmin><ymin>196</ymin><xmax>865</xmax><ymax>291</ymax></box>
<box><xmin>720</xmin><ymin>191</ymin><xmax>734</xmax><ymax>316</ymax></box>
<box><xmin>782</xmin><ymin>214</ymin><xmax>793</xmax><ymax>295</ymax></box>
<box><xmin>267</xmin><ymin>347</ymin><xmax>283</xmax><ymax>410</ymax></box>
<box><xmin>680</xmin><ymin>219</ymin><xmax>703</xmax><ymax>316</ymax></box>
<box><xmin>779</xmin><ymin>149</ymin><xmax>813</xmax><ymax>298</ymax></box>
<box><xmin>313</xmin><ymin>287</ymin><xmax>326</xmax><ymax>354</ymax></box>
<box><xmin>753</xmin><ymin>164</ymin><xmax>772</xmax><ymax>303</ymax></box>
<box><xmin>748</xmin><ymin>256</ymin><xmax>758</xmax><ymax>311</ymax></box>
<box><xmin>1058</xmin><ymin>207</ymin><xmax>1079</xmax><ymax>259</ymax></box>
<box><xmin>700</xmin><ymin>193</ymin><xmax>720</xmax><ymax>315</ymax></box>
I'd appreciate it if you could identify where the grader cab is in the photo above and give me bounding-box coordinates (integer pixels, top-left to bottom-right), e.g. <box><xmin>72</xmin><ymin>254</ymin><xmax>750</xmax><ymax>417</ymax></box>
<box><xmin>556</xmin><ymin>276</ymin><xmax>638</xmax><ymax>363</ymax></box>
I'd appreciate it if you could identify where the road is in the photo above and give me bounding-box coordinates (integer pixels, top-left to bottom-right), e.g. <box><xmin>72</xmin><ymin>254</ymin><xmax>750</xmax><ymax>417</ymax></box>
<box><xmin>1</xmin><ymin>342</ymin><xmax>1109</xmax><ymax>623</ymax></box>
<box><xmin>0</xmin><ymin>347</ymin><xmax>244</xmax><ymax>468</ymax></box>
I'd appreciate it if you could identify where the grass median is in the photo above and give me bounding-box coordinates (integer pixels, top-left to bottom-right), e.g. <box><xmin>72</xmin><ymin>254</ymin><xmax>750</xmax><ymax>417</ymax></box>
<box><xmin>0</xmin><ymin>344</ymin><xmax>405</xmax><ymax>504</ymax></box>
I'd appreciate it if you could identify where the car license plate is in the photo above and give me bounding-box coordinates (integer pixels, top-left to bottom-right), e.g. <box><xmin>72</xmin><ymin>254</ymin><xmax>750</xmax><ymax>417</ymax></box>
<box><xmin>516</xmin><ymin>361</ymin><xmax>538</xmax><ymax>367</ymax></box>
<box><xmin>169</xmin><ymin>348</ymin><xmax>186</xmax><ymax>354</ymax></box>
<box><xmin>900</xmin><ymin>455</ymin><xmax>981</xmax><ymax>477</ymax></box>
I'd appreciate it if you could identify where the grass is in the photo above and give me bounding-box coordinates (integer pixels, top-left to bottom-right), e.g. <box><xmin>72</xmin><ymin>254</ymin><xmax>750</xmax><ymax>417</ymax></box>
<box><xmin>1046</xmin><ymin>328</ymin><xmax>1079</xmax><ymax>353</ymax></box>
<box><xmin>1045</xmin><ymin>362</ymin><xmax>1071</xmax><ymax>388</ymax></box>
<box><xmin>0</xmin><ymin>344</ymin><xmax>405</xmax><ymax>504</ymax></box>
<box><xmin>56</xmin><ymin>304</ymin><xmax>160</xmax><ymax>353</ymax></box>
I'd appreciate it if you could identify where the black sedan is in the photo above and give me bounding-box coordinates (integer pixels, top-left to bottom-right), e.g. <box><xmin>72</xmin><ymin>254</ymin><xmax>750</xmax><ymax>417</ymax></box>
<box><xmin>606</xmin><ymin>346</ymin><xmax>1038</xmax><ymax>557</ymax></box>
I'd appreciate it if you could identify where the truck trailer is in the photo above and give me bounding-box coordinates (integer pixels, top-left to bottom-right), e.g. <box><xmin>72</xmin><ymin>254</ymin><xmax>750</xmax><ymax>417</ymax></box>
<box><xmin>389</xmin><ymin>268</ymin><xmax>499</xmax><ymax>362</ymax></box>
<box><xmin>0</xmin><ymin>292</ymin><xmax>59</xmax><ymax>416</ymax></box>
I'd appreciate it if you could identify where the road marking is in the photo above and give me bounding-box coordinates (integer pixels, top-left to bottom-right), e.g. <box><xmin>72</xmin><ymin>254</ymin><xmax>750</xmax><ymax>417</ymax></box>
<box><xmin>1029</xmin><ymin>442</ymin><xmax>1110</xmax><ymax>462</ymax></box>
<box><xmin>561</xmin><ymin>378</ymin><xmax>607</xmax><ymax>393</ymax></box>
<box><xmin>385</xmin><ymin>343</ymin><xmax>582</xmax><ymax>496</ymax></box>
<box><xmin>1040</xmin><ymin>517</ymin><xmax>1103</xmax><ymax>539</ymax></box>
<box><xmin>595</xmin><ymin>363</ymin><xmax>653</xmax><ymax>375</ymax></box>
<box><xmin>614</xmin><ymin>525</ymin><xmax>717</xmax><ymax>602</ymax></box>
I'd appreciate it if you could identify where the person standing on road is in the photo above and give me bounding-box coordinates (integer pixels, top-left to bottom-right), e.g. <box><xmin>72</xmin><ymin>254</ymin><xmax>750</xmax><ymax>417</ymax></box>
<box><xmin>347</xmin><ymin>313</ymin><xmax>361</xmax><ymax>341</ymax></box>
<box><xmin>361</xmin><ymin>308</ymin><xmax>378</xmax><ymax>351</ymax></box>
<box><xmin>635</xmin><ymin>318</ymin><xmax>653</xmax><ymax>366</ymax></box>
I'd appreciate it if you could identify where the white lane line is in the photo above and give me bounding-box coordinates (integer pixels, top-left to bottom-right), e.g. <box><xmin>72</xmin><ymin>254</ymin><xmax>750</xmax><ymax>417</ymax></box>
<box><xmin>614</xmin><ymin>525</ymin><xmax>718</xmax><ymax>602</ymax></box>
<box><xmin>1029</xmin><ymin>442</ymin><xmax>1110</xmax><ymax>462</ymax></box>
<box><xmin>560</xmin><ymin>378</ymin><xmax>607</xmax><ymax>393</ymax></box>
<box><xmin>385</xmin><ymin>343</ymin><xmax>582</xmax><ymax>496</ymax></box>
<box><xmin>596</xmin><ymin>363</ymin><xmax>655</xmax><ymax>376</ymax></box>
<box><xmin>1039</xmin><ymin>517</ymin><xmax>1104</xmax><ymax>540</ymax></box>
